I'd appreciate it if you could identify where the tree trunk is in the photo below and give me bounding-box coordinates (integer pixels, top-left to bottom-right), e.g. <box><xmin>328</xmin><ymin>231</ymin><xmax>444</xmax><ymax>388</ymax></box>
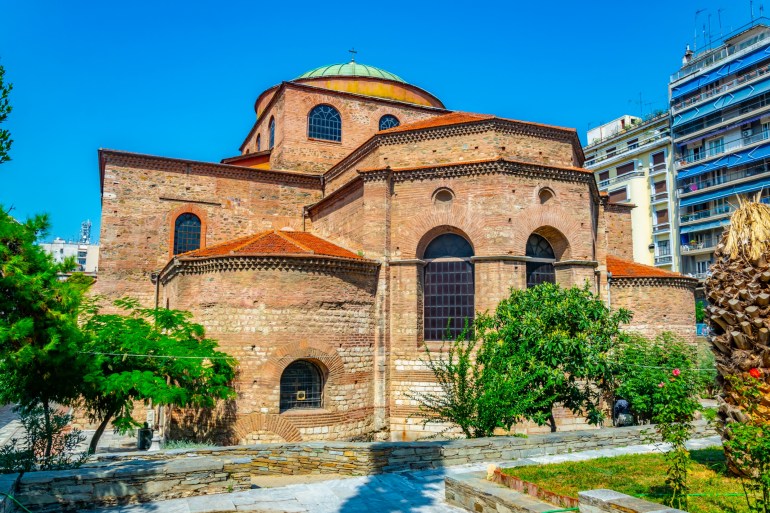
<box><xmin>42</xmin><ymin>399</ymin><xmax>53</xmax><ymax>459</ymax></box>
<box><xmin>88</xmin><ymin>408</ymin><xmax>116</xmax><ymax>455</ymax></box>
<box><xmin>548</xmin><ymin>412</ymin><xmax>557</xmax><ymax>432</ymax></box>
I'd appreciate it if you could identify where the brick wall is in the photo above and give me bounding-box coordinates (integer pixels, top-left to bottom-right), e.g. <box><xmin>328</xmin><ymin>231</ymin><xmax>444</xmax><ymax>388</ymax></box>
<box><xmin>611</xmin><ymin>278</ymin><xmax>697</xmax><ymax>343</ymax></box>
<box><xmin>162</xmin><ymin>259</ymin><xmax>379</xmax><ymax>443</ymax></box>
<box><xmin>94</xmin><ymin>151</ymin><xmax>321</xmax><ymax>307</ymax></box>
<box><xmin>603</xmin><ymin>202</ymin><xmax>634</xmax><ymax>260</ymax></box>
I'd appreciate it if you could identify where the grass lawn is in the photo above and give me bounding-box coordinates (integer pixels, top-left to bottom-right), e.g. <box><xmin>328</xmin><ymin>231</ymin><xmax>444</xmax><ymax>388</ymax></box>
<box><xmin>502</xmin><ymin>448</ymin><xmax>746</xmax><ymax>513</ymax></box>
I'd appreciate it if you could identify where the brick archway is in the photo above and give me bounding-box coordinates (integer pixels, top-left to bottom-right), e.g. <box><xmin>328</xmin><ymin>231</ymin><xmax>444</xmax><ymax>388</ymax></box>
<box><xmin>398</xmin><ymin>203</ymin><xmax>487</xmax><ymax>259</ymax></box>
<box><xmin>166</xmin><ymin>203</ymin><xmax>208</xmax><ymax>259</ymax></box>
<box><xmin>232</xmin><ymin>413</ymin><xmax>302</xmax><ymax>443</ymax></box>
<box><xmin>512</xmin><ymin>206</ymin><xmax>582</xmax><ymax>260</ymax></box>
<box><xmin>259</xmin><ymin>340</ymin><xmax>346</xmax><ymax>389</ymax></box>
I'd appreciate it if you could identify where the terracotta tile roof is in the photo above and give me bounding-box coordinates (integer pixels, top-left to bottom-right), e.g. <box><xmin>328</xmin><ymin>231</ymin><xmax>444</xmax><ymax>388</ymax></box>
<box><xmin>179</xmin><ymin>230</ymin><xmax>364</xmax><ymax>260</ymax></box>
<box><xmin>606</xmin><ymin>255</ymin><xmax>685</xmax><ymax>279</ymax></box>
<box><xmin>379</xmin><ymin>112</ymin><xmax>494</xmax><ymax>133</ymax></box>
<box><xmin>379</xmin><ymin>111</ymin><xmax>578</xmax><ymax>135</ymax></box>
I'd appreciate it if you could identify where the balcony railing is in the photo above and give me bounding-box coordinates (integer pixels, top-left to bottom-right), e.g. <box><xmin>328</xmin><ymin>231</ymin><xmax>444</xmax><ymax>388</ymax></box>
<box><xmin>585</xmin><ymin>131</ymin><xmax>670</xmax><ymax>168</ymax></box>
<box><xmin>654</xmin><ymin>254</ymin><xmax>673</xmax><ymax>265</ymax></box>
<box><xmin>598</xmin><ymin>170</ymin><xmax>645</xmax><ymax>189</ymax></box>
<box><xmin>676</xmin><ymin>130</ymin><xmax>770</xmax><ymax>169</ymax></box>
<box><xmin>672</xmin><ymin>62</ymin><xmax>770</xmax><ymax>113</ymax></box>
<box><xmin>653</xmin><ymin>222</ymin><xmax>671</xmax><ymax>233</ymax></box>
<box><xmin>678</xmin><ymin>161</ymin><xmax>770</xmax><ymax>194</ymax></box>
<box><xmin>680</xmin><ymin>204</ymin><xmax>734</xmax><ymax>223</ymax></box>
<box><xmin>670</xmin><ymin>19</ymin><xmax>770</xmax><ymax>83</ymax></box>
<box><xmin>651</xmin><ymin>191</ymin><xmax>669</xmax><ymax>202</ymax></box>
<box><xmin>650</xmin><ymin>162</ymin><xmax>668</xmax><ymax>175</ymax></box>
<box><xmin>681</xmin><ymin>237</ymin><xmax>719</xmax><ymax>252</ymax></box>
<box><xmin>673</xmin><ymin>91</ymin><xmax>770</xmax><ymax>140</ymax></box>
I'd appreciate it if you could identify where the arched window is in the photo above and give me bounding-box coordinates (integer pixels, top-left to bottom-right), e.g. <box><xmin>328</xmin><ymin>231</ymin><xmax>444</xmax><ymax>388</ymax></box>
<box><xmin>379</xmin><ymin>114</ymin><xmax>400</xmax><ymax>130</ymax></box>
<box><xmin>256</xmin><ymin>134</ymin><xmax>261</xmax><ymax>152</ymax></box>
<box><xmin>423</xmin><ymin>233</ymin><xmax>475</xmax><ymax>341</ymax></box>
<box><xmin>280</xmin><ymin>360</ymin><xmax>323</xmax><ymax>412</ymax></box>
<box><xmin>269</xmin><ymin>117</ymin><xmax>276</xmax><ymax>149</ymax></box>
<box><xmin>308</xmin><ymin>105</ymin><xmax>342</xmax><ymax>141</ymax></box>
<box><xmin>526</xmin><ymin>234</ymin><xmax>556</xmax><ymax>288</ymax></box>
<box><xmin>173</xmin><ymin>213</ymin><xmax>201</xmax><ymax>255</ymax></box>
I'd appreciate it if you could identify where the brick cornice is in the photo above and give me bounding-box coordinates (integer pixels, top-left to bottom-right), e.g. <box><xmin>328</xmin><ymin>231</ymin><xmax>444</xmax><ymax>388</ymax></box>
<box><xmin>99</xmin><ymin>149</ymin><xmax>322</xmax><ymax>194</ymax></box>
<box><xmin>610</xmin><ymin>276</ymin><xmax>699</xmax><ymax>289</ymax></box>
<box><xmin>159</xmin><ymin>253</ymin><xmax>379</xmax><ymax>284</ymax></box>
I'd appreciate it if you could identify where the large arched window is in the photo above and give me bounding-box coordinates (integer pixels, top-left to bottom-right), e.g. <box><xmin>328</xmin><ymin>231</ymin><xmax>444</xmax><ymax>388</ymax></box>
<box><xmin>423</xmin><ymin>233</ymin><xmax>475</xmax><ymax>341</ymax></box>
<box><xmin>526</xmin><ymin>234</ymin><xmax>556</xmax><ymax>288</ymax></box>
<box><xmin>308</xmin><ymin>105</ymin><xmax>342</xmax><ymax>141</ymax></box>
<box><xmin>269</xmin><ymin>117</ymin><xmax>276</xmax><ymax>149</ymax></box>
<box><xmin>379</xmin><ymin>114</ymin><xmax>400</xmax><ymax>130</ymax></box>
<box><xmin>173</xmin><ymin>213</ymin><xmax>201</xmax><ymax>255</ymax></box>
<box><xmin>256</xmin><ymin>134</ymin><xmax>261</xmax><ymax>152</ymax></box>
<box><xmin>280</xmin><ymin>360</ymin><xmax>323</xmax><ymax>412</ymax></box>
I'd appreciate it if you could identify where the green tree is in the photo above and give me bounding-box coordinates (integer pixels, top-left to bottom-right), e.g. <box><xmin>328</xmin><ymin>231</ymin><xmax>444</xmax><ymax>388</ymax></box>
<box><xmin>413</xmin><ymin>283</ymin><xmax>631</xmax><ymax>437</ymax></box>
<box><xmin>0</xmin><ymin>64</ymin><xmax>12</xmax><ymax>164</ymax></box>
<box><xmin>80</xmin><ymin>298</ymin><xmax>238</xmax><ymax>454</ymax></box>
<box><xmin>0</xmin><ymin>208</ymin><xmax>92</xmax><ymax>459</ymax></box>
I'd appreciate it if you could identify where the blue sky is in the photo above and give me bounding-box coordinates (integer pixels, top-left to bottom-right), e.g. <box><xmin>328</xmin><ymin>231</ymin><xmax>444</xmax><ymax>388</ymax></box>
<box><xmin>0</xmin><ymin>0</ymin><xmax>760</xmax><ymax>241</ymax></box>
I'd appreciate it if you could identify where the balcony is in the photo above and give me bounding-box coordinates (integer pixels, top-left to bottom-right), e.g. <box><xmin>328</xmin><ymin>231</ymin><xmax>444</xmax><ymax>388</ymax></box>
<box><xmin>680</xmin><ymin>204</ymin><xmax>734</xmax><ymax>224</ymax></box>
<box><xmin>678</xmin><ymin>161</ymin><xmax>770</xmax><ymax>195</ymax></box>
<box><xmin>672</xmin><ymin>62</ymin><xmax>770</xmax><ymax>113</ymax></box>
<box><xmin>654</xmin><ymin>254</ymin><xmax>673</xmax><ymax>265</ymax></box>
<box><xmin>670</xmin><ymin>19</ymin><xmax>770</xmax><ymax>83</ymax></box>
<box><xmin>650</xmin><ymin>191</ymin><xmax>669</xmax><ymax>203</ymax></box>
<box><xmin>650</xmin><ymin>162</ymin><xmax>668</xmax><ymax>176</ymax></box>
<box><xmin>598</xmin><ymin>170</ymin><xmax>645</xmax><ymax>189</ymax></box>
<box><xmin>676</xmin><ymin>130</ymin><xmax>770</xmax><ymax>170</ymax></box>
<box><xmin>653</xmin><ymin>222</ymin><xmax>671</xmax><ymax>234</ymax></box>
<box><xmin>585</xmin><ymin>131</ymin><xmax>670</xmax><ymax>169</ymax></box>
<box><xmin>681</xmin><ymin>237</ymin><xmax>719</xmax><ymax>254</ymax></box>
<box><xmin>672</xmin><ymin>90</ymin><xmax>770</xmax><ymax>140</ymax></box>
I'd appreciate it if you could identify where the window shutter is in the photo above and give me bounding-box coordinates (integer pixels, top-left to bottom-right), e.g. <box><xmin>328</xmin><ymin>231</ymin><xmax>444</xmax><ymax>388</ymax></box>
<box><xmin>654</xmin><ymin>181</ymin><xmax>667</xmax><ymax>193</ymax></box>
<box><xmin>616</xmin><ymin>162</ymin><xmax>635</xmax><ymax>176</ymax></box>
<box><xmin>656</xmin><ymin>209</ymin><xmax>669</xmax><ymax>223</ymax></box>
<box><xmin>652</xmin><ymin>151</ymin><xmax>665</xmax><ymax>165</ymax></box>
<box><xmin>608</xmin><ymin>188</ymin><xmax>628</xmax><ymax>203</ymax></box>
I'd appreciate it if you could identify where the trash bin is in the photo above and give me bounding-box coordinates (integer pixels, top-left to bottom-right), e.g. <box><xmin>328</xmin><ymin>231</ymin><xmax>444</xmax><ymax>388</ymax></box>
<box><xmin>137</xmin><ymin>423</ymin><xmax>153</xmax><ymax>450</ymax></box>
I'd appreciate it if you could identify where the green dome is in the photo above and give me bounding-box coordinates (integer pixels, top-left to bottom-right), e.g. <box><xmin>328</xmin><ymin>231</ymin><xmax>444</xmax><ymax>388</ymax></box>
<box><xmin>296</xmin><ymin>61</ymin><xmax>406</xmax><ymax>83</ymax></box>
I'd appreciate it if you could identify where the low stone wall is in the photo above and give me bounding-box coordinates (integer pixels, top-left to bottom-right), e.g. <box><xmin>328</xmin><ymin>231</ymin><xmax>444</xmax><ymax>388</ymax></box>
<box><xmin>0</xmin><ymin>474</ymin><xmax>20</xmax><ymax>513</ymax></box>
<box><xmin>14</xmin><ymin>421</ymin><xmax>716</xmax><ymax>511</ymax></box>
<box><xmin>15</xmin><ymin>457</ymin><xmax>248</xmax><ymax>513</ymax></box>
<box><xmin>446</xmin><ymin>473</ymin><xmax>688</xmax><ymax>513</ymax></box>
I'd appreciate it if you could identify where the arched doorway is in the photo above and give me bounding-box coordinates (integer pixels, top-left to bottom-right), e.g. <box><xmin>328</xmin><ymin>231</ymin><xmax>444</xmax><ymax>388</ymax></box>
<box><xmin>526</xmin><ymin>233</ymin><xmax>556</xmax><ymax>288</ymax></box>
<box><xmin>422</xmin><ymin>233</ymin><xmax>475</xmax><ymax>341</ymax></box>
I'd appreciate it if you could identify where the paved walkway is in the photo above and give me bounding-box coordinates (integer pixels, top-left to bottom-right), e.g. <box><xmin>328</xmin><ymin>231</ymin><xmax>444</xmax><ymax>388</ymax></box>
<box><xmin>90</xmin><ymin>435</ymin><xmax>721</xmax><ymax>513</ymax></box>
<box><xmin>0</xmin><ymin>405</ymin><xmax>22</xmax><ymax>447</ymax></box>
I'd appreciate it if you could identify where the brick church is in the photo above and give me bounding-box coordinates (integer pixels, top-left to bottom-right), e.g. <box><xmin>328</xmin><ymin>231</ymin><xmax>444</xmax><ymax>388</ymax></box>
<box><xmin>95</xmin><ymin>60</ymin><xmax>697</xmax><ymax>443</ymax></box>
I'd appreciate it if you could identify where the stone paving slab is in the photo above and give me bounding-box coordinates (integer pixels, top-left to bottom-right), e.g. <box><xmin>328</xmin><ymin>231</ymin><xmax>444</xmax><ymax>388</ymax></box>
<box><xmin>85</xmin><ymin>435</ymin><xmax>721</xmax><ymax>513</ymax></box>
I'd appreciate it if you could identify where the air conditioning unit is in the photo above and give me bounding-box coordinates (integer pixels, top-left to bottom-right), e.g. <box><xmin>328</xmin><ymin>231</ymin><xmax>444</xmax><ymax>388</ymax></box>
<box><xmin>743</xmin><ymin>129</ymin><xmax>753</xmax><ymax>137</ymax></box>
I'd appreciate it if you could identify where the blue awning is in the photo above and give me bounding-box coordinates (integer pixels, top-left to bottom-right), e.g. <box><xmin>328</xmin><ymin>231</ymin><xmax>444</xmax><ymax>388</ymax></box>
<box><xmin>672</xmin><ymin>43</ymin><xmax>770</xmax><ymax>100</ymax></box>
<box><xmin>680</xmin><ymin>178</ymin><xmax>770</xmax><ymax>207</ymax></box>
<box><xmin>679</xmin><ymin>218</ymin><xmax>731</xmax><ymax>235</ymax></box>
<box><xmin>677</xmin><ymin>140</ymin><xmax>770</xmax><ymax>180</ymax></box>
<box><xmin>673</xmin><ymin>76</ymin><xmax>770</xmax><ymax>128</ymax></box>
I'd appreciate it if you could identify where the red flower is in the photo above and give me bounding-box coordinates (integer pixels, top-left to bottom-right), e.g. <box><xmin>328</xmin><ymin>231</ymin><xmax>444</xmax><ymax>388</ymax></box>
<box><xmin>750</xmin><ymin>368</ymin><xmax>762</xmax><ymax>379</ymax></box>
<box><xmin>672</xmin><ymin>368</ymin><xmax>681</xmax><ymax>377</ymax></box>
<box><xmin>658</xmin><ymin>382</ymin><xmax>665</xmax><ymax>388</ymax></box>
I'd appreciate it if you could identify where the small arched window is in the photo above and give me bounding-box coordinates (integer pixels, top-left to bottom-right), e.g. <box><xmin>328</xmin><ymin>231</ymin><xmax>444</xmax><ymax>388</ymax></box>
<box><xmin>308</xmin><ymin>105</ymin><xmax>342</xmax><ymax>141</ymax></box>
<box><xmin>256</xmin><ymin>134</ymin><xmax>261</xmax><ymax>152</ymax></box>
<box><xmin>280</xmin><ymin>360</ymin><xmax>323</xmax><ymax>412</ymax></box>
<box><xmin>173</xmin><ymin>213</ymin><xmax>202</xmax><ymax>255</ymax></box>
<box><xmin>379</xmin><ymin>114</ymin><xmax>400</xmax><ymax>130</ymax></box>
<box><xmin>526</xmin><ymin>233</ymin><xmax>556</xmax><ymax>288</ymax></box>
<box><xmin>269</xmin><ymin>117</ymin><xmax>276</xmax><ymax>149</ymax></box>
<box><xmin>423</xmin><ymin>233</ymin><xmax>475</xmax><ymax>341</ymax></box>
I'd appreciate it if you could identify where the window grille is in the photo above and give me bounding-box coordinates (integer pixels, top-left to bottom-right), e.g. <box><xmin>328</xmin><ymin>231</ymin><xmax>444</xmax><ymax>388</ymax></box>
<box><xmin>308</xmin><ymin>105</ymin><xmax>342</xmax><ymax>141</ymax></box>
<box><xmin>525</xmin><ymin>234</ymin><xmax>555</xmax><ymax>288</ymax></box>
<box><xmin>269</xmin><ymin>117</ymin><xmax>276</xmax><ymax>149</ymax></box>
<box><xmin>423</xmin><ymin>233</ymin><xmax>475</xmax><ymax>341</ymax></box>
<box><xmin>173</xmin><ymin>213</ymin><xmax>201</xmax><ymax>255</ymax></box>
<box><xmin>379</xmin><ymin>114</ymin><xmax>400</xmax><ymax>130</ymax></box>
<box><xmin>280</xmin><ymin>361</ymin><xmax>323</xmax><ymax>411</ymax></box>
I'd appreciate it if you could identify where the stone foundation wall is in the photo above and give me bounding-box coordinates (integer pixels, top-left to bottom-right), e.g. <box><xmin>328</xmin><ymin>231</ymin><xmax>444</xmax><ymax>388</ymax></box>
<box><xmin>0</xmin><ymin>474</ymin><xmax>19</xmax><ymax>513</ymax></box>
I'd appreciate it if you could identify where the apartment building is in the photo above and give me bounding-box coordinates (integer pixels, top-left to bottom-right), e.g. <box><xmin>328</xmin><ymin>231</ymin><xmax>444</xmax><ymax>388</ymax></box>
<box><xmin>583</xmin><ymin>113</ymin><xmax>677</xmax><ymax>270</ymax></box>
<box><xmin>669</xmin><ymin>19</ymin><xmax>770</xmax><ymax>280</ymax></box>
<box><xmin>39</xmin><ymin>220</ymin><xmax>99</xmax><ymax>274</ymax></box>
